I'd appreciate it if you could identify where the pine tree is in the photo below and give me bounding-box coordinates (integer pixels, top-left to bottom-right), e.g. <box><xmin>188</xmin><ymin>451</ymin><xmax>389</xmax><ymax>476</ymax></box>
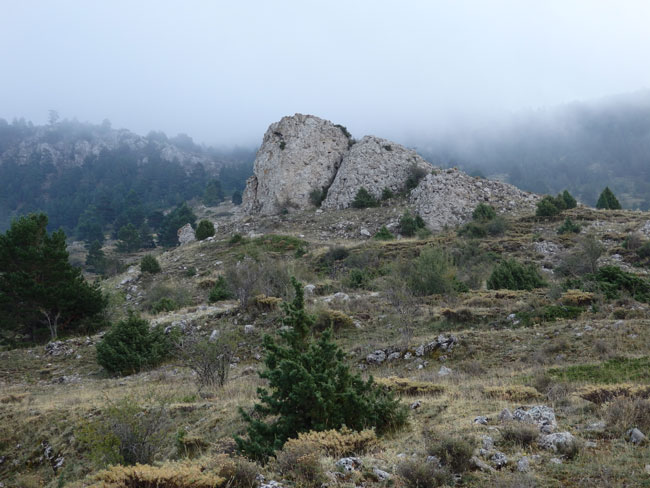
<box><xmin>86</xmin><ymin>240</ymin><xmax>107</xmax><ymax>274</ymax></box>
<box><xmin>0</xmin><ymin>213</ymin><xmax>106</xmax><ymax>342</ymax></box>
<box><xmin>195</xmin><ymin>220</ymin><xmax>215</xmax><ymax>240</ymax></box>
<box><xmin>231</xmin><ymin>191</ymin><xmax>243</xmax><ymax>205</ymax></box>
<box><xmin>203</xmin><ymin>179</ymin><xmax>225</xmax><ymax>206</ymax></box>
<box><xmin>235</xmin><ymin>278</ymin><xmax>406</xmax><ymax>461</ymax></box>
<box><xmin>596</xmin><ymin>187</ymin><xmax>622</xmax><ymax>210</ymax></box>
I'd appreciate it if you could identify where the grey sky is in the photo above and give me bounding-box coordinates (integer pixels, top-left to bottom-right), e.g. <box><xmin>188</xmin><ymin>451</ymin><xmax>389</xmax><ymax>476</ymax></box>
<box><xmin>2</xmin><ymin>0</ymin><xmax>650</xmax><ymax>146</ymax></box>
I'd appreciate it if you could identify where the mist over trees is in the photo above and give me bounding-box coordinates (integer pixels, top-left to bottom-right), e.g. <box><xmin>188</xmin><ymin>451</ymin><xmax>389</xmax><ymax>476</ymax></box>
<box><xmin>0</xmin><ymin>118</ymin><xmax>254</xmax><ymax>239</ymax></box>
<box><xmin>419</xmin><ymin>91</ymin><xmax>650</xmax><ymax>210</ymax></box>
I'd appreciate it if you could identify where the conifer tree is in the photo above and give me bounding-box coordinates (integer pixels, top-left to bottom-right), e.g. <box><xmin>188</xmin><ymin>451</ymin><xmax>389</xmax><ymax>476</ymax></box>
<box><xmin>235</xmin><ymin>278</ymin><xmax>406</xmax><ymax>461</ymax></box>
<box><xmin>596</xmin><ymin>187</ymin><xmax>622</xmax><ymax>210</ymax></box>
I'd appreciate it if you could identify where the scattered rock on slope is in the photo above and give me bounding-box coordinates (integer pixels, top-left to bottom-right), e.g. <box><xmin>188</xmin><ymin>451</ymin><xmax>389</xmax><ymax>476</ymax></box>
<box><xmin>322</xmin><ymin>136</ymin><xmax>431</xmax><ymax>209</ymax></box>
<box><xmin>242</xmin><ymin>114</ymin><xmax>350</xmax><ymax>215</ymax></box>
<box><xmin>410</xmin><ymin>168</ymin><xmax>540</xmax><ymax>231</ymax></box>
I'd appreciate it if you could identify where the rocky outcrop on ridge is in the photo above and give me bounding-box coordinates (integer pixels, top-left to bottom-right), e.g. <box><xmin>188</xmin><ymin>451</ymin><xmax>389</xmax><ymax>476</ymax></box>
<box><xmin>410</xmin><ymin>168</ymin><xmax>540</xmax><ymax>231</ymax></box>
<box><xmin>242</xmin><ymin>114</ymin><xmax>350</xmax><ymax>215</ymax></box>
<box><xmin>322</xmin><ymin>136</ymin><xmax>431</xmax><ymax>209</ymax></box>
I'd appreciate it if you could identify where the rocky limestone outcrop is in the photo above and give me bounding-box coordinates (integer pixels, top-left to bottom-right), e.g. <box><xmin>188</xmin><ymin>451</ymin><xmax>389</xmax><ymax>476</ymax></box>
<box><xmin>242</xmin><ymin>114</ymin><xmax>350</xmax><ymax>215</ymax></box>
<box><xmin>177</xmin><ymin>223</ymin><xmax>196</xmax><ymax>245</ymax></box>
<box><xmin>410</xmin><ymin>168</ymin><xmax>540</xmax><ymax>231</ymax></box>
<box><xmin>322</xmin><ymin>136</ymin><xmax>431</xmax><ymax>209</ymax></box>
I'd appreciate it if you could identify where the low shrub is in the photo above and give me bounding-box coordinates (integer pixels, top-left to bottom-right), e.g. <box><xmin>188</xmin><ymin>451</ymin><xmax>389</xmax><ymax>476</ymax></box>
<box><xmin>589</xmin><ymin>265</ymin><xmax>650</xmax><ymax>302</ymax></box>
<box><xmin>405</xmin><ymin>164</ymin><xmax>429</xmax><ymax>191</ymax></box>
<box><xmin>557</xmin><ymin>217</ymin><xmax>581</xmax><ymax>235</ymax></box>
<box><xmin>397</xmin><ymin>459</ymin><xmax>453</xmax><ymax>488</ymax></box>
<box><xmin>229</xmin><ymin>233</ymin><xmax>245</xmax><ymax>245</ymax></box>
<box><xmin>150</xmin><ymin>297</ymin><xmax>180</xmax><ymax>314</ymax></box>
<box><xmin>352</xmin><ymin>187</ymin><xmax>379</xmax><ymax>208</ymax></box>
<box><xmin>500</xmin><ymin>422</ymin><xmax>540</xmax><ymax>447</ymax></box>
<box><xmin>140</xmin><ymin>254</ymin><xmax>161</xmax><ymax>274</ymax></box>
<box><xmin>472</xmin><ymin>203</ymin><xmax>496</xmax><ymax>222</ymax></box>
<box><xmin>381</xmin><ymin>187</ymin><xmax>393</xmax><ymax>200</ymax></box>
<box><xmin>373</xmin><ymin>226</ymin><xmax>395</xmax><ymax>240</ymax></box>
<box><xmin>275</xmin><ymin>439</ymin><xmax>325</xmax><ymax>488</ymax></box>
<box><xmin>405</xmin><ymin>246</ymin><xmax>459</xmax><ymax>296</ymax></box>
<box><xmin>424</xmin><ymin>432</ymin><xmax>474</xmax><ymax>473</ymax></box>
<box><xmin>86</xmin><ymin>460</ymin><xmax>224</xmax><ymax>488</ymax></box>
<box><xmin>536</xmin><ymin>195</ymin><xmax>563</xmax><ymax>217</ymax></box>
<box><xmin>309</xmin><ymin>187</ymin><xmax>328</xmax><ymax>207</ymax></box>
<box><xmin>578</xmin><ymin>384</ymin><xmax>650</xmax><ymax>404</ymax></box>
<box><xmin>208</xmin><ymin>275</ymin><xmax>234</xmax><ymax>303</ymax></box>
<box><xmin>195</xmin><ymin>220</ymin><xmax>215</xmax><ymax>240</ymax></box>
<box><xmin>96</xmin><ymin>313</ymin><xmax>176</xmax><ymax>375</ymax></box>
<box><xmin>346</xmin><ymin>267</ymin><xmax>373</xmax><ymax>289</ymax></box>
<box><xmin>313</xmin><ymin>309</ymin><xmax>354</xmax><ymax>331</ymax></box>
<box><xmin>484</xmin><ymin>385</ymin><xmax>540</xmax><ymax>402</ymax></box>
<box><xmin>488</xmin><ymin>259</ymin><xmax>546</xmax><ymax>290</ymax></box>
<box><xmin>144</xmin><ymin>282</ymin><xmax>191</xmax><ymax>312</ymax></box>
<box><xmin>637</xmin><ymin>241</ymin><xmax>650</xmax><ymax>260</ymax></box>
<box><xmin>78</xmin><ymin>395</ymin><xmax>170</xmax><ymax>466</ymax></box>
<box><xmin>293</xmin><ymin>427</ymin><xmax>378</xmax><ymax>457</ymax></box>
<box><xmin>175</xmin><ymin>333</ymin><xmax>233</xmax><ymax>391</ymax></box>
<box><xmin>253</xmin><ymin>294</ymin><xmax>283</xmax><ymax>311</ymax></box>
<box><xmin>561</xmin><ymin>289</ymin><xmax>594</xmax><ymax>306</ymax></box>
<box><xmin>606</xmin><ymin>397</ymin><xmax>650</xmax><ymax>436</ymax></box>
<box><xmin>214</xmin><ymin>454</ymin><xmax>259</xmax><ymax>488</ymax></box>
<box><xmin>375</xmin><ymin>377</ymin><xmax>445</xmax><ymax>396</ymax></box>
<box><xmin>399</xmin><ymin>211</ymin><xmax>426</xmax><ymax>237</ymax></box>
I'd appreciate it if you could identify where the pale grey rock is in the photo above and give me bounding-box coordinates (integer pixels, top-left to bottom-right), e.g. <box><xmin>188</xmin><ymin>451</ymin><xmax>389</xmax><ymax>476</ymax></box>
<box><xmin>498</xmin><ymin>408</ymin><xmax>513</xmax><ymax>421</ymax></box>
<box><xmin>366</xmin><ymin>350</ymin><xmax>386</xmax><ymax>364</ymax></box>
<box><xmin>372</xmin><ymin>467</ymin><xmax>391</xmax><ymax>481</ymax></box>
<box><xmin>410</xmin><ymin>168</ymin><xmax>540</xmax><ymax>231</ymax></box>
<box><xmin>539</xmin><ymin>432</ymin><xmax>576</xmax><ymax>452</ymax></box>
<box><xmin>470</xmin><ymin>455</ymin><xmax>495</xmax><ymax>472</ymax></box>
<box><xmin>387</xmin><ymin>351</ymin><xmax>401</xmax><ymax>361</ymax></box>
<box><xmin>335</xmin><ymin>457</ymin><xmax>362</xmax><ymax>472</ymax></box>
<box><xmin>244</xmin><ymin>324</ymin><xmax>255</xmax><ymax>334</ymax></box>
<box><xmin>177</xmin><ymin>223</ymin><xmax>196</xmax><ymax>245</ymax></box>
<box><xmin>304</xmin><ymin>284</ymin><xmax>316</xmax><ymax>295</ymax></box>
<box><xmin>549</xmin><ymin>457</ymin><xmax>563</xmax><ymax>465</ymax></box>
<box><xmin>482</xmin><ymin>436</ymin><xmax>494</xmax><ymax>450</ymax></box>
<box><xmin>626</xmin><ymin>428</ymin><xmax>646</xmax><ymax>444</ymax></box>
<box><xmin>322</xmin><ymin>136</ymin><xmax>431</xmax><ymax>209</ymax></box>
<box><xmin>517</xmin><ymin>456</ymin><xmax>530</xmax><ymax>472</ymax></box>
<box><xmin>491</xmin><ymin>451</ymin><xmax>508</xmax><ymax>469</ymax></box>
<box><xmin>438</xmin><ymin>366</ymin><xmax>452</xmax><ymax>376</ymax></box>
<box><xmin>474</xmin><ymin>416</ymin><xmax>489</xmax><ymax>425</ymax></box>
<box><xmin>360</xmin><ymin>228</ymin><xmax>371</xmax><ymax>237</ymax></box>
<box><xmin>243</xmin><ymin>114</ymin><xmax>349</xmax><ymax>214</ymax></box>
<box><xmin>209</xmin><ymin>330</ymin><xmax>219</xmax><ymax>342</ymax></box>
<box><xmin>426</xmin><ymin>455</ymin><xmax>441</xmax><ymax>467</ymax></box>
<box><xmin>513</xmin><ymin>405</ymin><xmax>557</xmax><ymax>432</ymax></box>
<box><xmin>410</xmin><ymin>400</ymin><xmax>421</xmax><ymax>410</ymax></box>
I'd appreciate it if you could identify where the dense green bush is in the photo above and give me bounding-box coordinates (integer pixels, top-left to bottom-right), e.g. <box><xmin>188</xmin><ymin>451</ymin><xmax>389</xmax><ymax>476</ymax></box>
<box><xmin>399</xmin><ymin>212</ymin><xmax>426</xmax><ymax>237</ymax></box>
<box><xmin>397</xmin><ymin>459</ymin><xmax>452</xmax><ymax>488</ymax></box>
<box><xmin>235</xmin><ymin>279</ymin><xmax>407</xmax><ymax>461</ymax></box>
<box><xmin>406</xmin><ymin>247</ymin><xmax>459</xmax><ymax>296</ymax></box>
<box><xmin>150</xmin><ymin>297</ymin><xmax>179</xmax><ymax>314</ymax></box>
<box><xmin>562</xmin><ymin>190</ymin><xmax>578</xmax><ymax>209</ymax></box>
<box><xmin>374</xmin><ymin>226</ymin><xmax>395</xmax><ymax>240</ymax></box>
<box><xmin>487</xmin><ymin>259</ymin><xmax>546</xmax><ymax>290</ymax></box>
<box><xmin>638</xmin><ymin>241</ymin><xmax>650</xmax><ymax>260</ymax></box>
<box><xmin>381</xmin><ymin>187</ymin><xmax>394</xmax><ymax>200</ymax></box>
<box><xmin>536</xmin><ymin>195</ymin><xmax>563</xmax><ymax>217</ymax></box>
<box><xmin>195</xmin><ymin>220</ymin><xmax>215</xmax><ymax>240</ymax></box>
<box><xmin>472</xmin><ymin>203</ymin><xmax>497</xmax><ymax>222</ymax></box>
<box><xmin>596</xmin><ymin>187</ymin><xmax>622</xmax><ymax>210</ymax></box>
<box><xmin>557</xmin><ymin>217</ymin><xmax>581</xmax><ymax>235</ymax></box>
<box><xmin>140</xmin><ymin>254</ymin><xmax>161</xmax><ymax>274</ymax></box>
<box><xmin>346</xmin><ymin>268</ymin><xmax>373</xmax><ymax>289</ymax></box>
<box><xmin>590</xmin><ymin>265</ymin><xmax>650</xmax><ymax>302</ymax></box>
<box><xmin>209</xmin><ymin>275</ymin><xmax>234</xmax><ymax>302</ymax></box>
<box><xmin>424</xmin><ymin>432</ymin><xmax>474</xmax><ymax>473</ymax></box>
<box><xmin>309</xmin><ymin>187</ymin><xmax>328</xmax><ymax>207</ymax></box>
<box><xmin>96</xmin><ymin>313</ymin><xmax>175</xmax><ymax>375</ymax></box>
<box><xmin>351</xmin><ymin>187</ymin><xmax>379</xmax><ymax>208</ymax></box>
<box><xmin>405</xmin><ymin>164</ymin><xmax>428</xmax><ymax>191</ymax></box>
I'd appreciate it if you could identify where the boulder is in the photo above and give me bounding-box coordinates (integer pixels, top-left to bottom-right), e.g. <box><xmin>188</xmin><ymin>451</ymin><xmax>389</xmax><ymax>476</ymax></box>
<box><xmin>366</xmin><ymin>350</ymin><xmax>386</xmax><ymax>364</ymax></box>
<box><xmin>322</xmin><ymin>136</ymin><xmax>431</xmax><ymax>209</ymax></box>
<box><xmin>539</xmin><ymin>432</ymin><xmax>576</xmax><ymax>452</ymax></box>
<box><xmin>410</xmin><ymin>168</ymin><xmax>540</xmax><ymax>231</ymax></box>
<box><xmin>242</xmin><ymin>114</ymin><xmax>350</xmax><ymax>214</ymax></box>
<box><xmin>513</xmin><ymin>405</ymin><xmax>557</xmax><ymax>432</ymax></box>
<box><xmin>177</xmin><ymin>223</ymin><xmax>196</xmax><ymax>245</ymax></box>
<box><xmin>626</xmin><ymin>428</ymin><xmax>646</xmax><ymax>445</ymax></box>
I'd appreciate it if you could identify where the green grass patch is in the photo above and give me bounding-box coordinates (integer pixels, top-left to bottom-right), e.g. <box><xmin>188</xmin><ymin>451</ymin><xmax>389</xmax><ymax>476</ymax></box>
<box><xmin>253</xmin><ymin>235</ymin><xmax>307</xmax><ymax>254</ymax></box>
<box><xmin>547</xmin><ymin>356</ymin><xmax>650</xmax><ymax>384</ymax></box>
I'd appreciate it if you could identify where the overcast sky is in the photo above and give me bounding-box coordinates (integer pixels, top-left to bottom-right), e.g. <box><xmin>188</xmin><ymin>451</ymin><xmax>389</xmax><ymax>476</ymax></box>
<box><xmin>2</xmin><ymin>0</ymin><xmax>650</xmax><ymax>146</ymax></box>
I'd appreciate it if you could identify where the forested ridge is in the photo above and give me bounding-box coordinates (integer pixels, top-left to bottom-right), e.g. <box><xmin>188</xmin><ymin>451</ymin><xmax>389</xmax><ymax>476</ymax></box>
<box><xmin>0</xmin><ymin>117</ymin><xmax>254</xmax><ymax>238</ymax></box>
<box><xmin>420</xmin><ymin>90</ymin><xmax>650</xmax><ymax>209</ymax></box>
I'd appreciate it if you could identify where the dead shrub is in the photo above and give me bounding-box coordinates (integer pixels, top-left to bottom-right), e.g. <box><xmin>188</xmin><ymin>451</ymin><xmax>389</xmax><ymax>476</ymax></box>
<box><xmin>457</xmin><ymin>359</ymin><xmax>487</xmax><ymax>376</ymax></box>
<box><xmin>423</xmin><ymin>431</ymin><xmax>474</xmax><ymax>473</ymax></box>
<box><xmin>579</xmin><ymin>384</ymin><xmax>650</xmax><ymax>404</ymax></box>
<box><xmin>174</xmin><ymin>332</ymin><xmax>233</xmax><ymax>392</ymax></box>
<box><xmin>87</xmin><ymin>460</ymin><xmax>225</xmax><ymax>488</ymax></box>
<box><xmin>294</xmin><ymin>427</ymin><xmax>378</xmax><ymax>457</ymax></box>
<box><xmin>375</xmin><ymin>376</ymin><xmax>445</xmax><ymax>396</ymax></box>
<box><xmin>605</xmin><ymin>397</ymin><xmax>650</xmax><ymax>435</ymax></box>
<box><xmin>484</xmin><ymin>385</ymin><xmax>540</xmax><ymax>402</ymax></box>
<box><xmin>313</xmin><ymin>308</ymin><xmax>354</xmax><ymax>332</ymax></box>
<box><xmin>561</xmin><ymin>289</ymin><xmax>594</xmax><ymax>306</ymax></box>
<box><xmin>252</xmin><ymin>294</ymin><xmax>283</xmax><ymax>311</ymax></box>
<box><xmin>440</xmin><ymin>307</ymin><xmax>475</xmax><ymax>324</ymax></box>
<box><xmin>275</xmin><ymin>439</ymin><xmax>325</xmax><ymax>488</ymax></box>
<box><xmin>213</xmin><ymin>454</ymin><xmax>259</xmax><ymax>488</ymax></box>
<box><xmin>396</xmin><ymin>459</ymin><xmax>453</xmax><ymax>488</ymax></box>
<box><xmin>594</xmin><ymin>339</ymin><xmax>613</xmax><ymax>357</ymax></box>
<box><xmin>500</xmin><ymin>422</ymin><xmax>540</xmax><ymax>447</ymax></box>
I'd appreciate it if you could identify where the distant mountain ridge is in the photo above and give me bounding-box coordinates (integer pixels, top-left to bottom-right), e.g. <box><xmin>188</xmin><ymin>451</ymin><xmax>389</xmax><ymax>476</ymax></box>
<box><xmin>0</xmin><ymin>118</ymin><xmax>220</xmax><ymax>172</ymax></box>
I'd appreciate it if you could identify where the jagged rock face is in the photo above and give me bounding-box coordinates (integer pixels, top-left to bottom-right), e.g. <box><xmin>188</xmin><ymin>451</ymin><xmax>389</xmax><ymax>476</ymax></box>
<box><xmin>322</xmin><ymin>136</ymin><xmax>431</xmax><ymax>209</ymax></box>
<box><xmin>242</xmin><ymin>114</ymin><xmax>350</xmax><ymax>215</ymax></box>
<box><xmin>177</xmin><ymin>223</ymin><xmax>196</xmax><ymax>245</ymax></box>
<box><xmin>410</xmin><ymin>168</ymin><xmax>540</xmax><ymax>231</ymax></box>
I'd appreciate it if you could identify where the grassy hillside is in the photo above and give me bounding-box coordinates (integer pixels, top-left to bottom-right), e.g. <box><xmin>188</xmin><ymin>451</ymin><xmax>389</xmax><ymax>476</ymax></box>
<box><xmin>1</xmin><ymin>200</ymin><xmax>650</xmax><ymax>487</ymax></box>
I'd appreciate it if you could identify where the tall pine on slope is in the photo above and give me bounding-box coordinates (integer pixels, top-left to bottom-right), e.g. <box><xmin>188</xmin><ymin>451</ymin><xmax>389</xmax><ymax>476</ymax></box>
<box><xmin>235</xmin><ymin>278</ymin><xmax>406</xmax><ymax>461</ymax></box>
<box><xmin>0</xmin><ymin>213</ymin><xmax>106</xmax><ymax>342</ymax></box>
